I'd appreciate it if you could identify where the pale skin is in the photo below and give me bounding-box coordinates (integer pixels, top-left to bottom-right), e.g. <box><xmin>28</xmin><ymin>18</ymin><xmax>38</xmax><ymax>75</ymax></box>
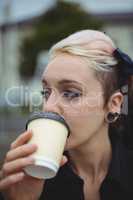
<box><xmin>42</xmin><ymin>53</ymin><xmax>123</xmax><ymax>200</ymax></box>
<box><xmin>0</xmin><ymin>131</ymin><xmax>67</xmax><ymax>200</ymax></box>
<box><xmin>0</xmin><ymin>32</ymin><xmax>123</xmax><ymax>200</ymax></box>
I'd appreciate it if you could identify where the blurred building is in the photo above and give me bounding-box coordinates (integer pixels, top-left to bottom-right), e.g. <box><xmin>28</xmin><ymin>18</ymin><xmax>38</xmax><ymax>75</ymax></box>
<box><xmin>0</xmin><ymin>1</ymin><xmax>133</xmax><ymax>103</ymax></box>
<box><xmin>96</xmin><ymin>12</ymin><xmax>133</xmax><ymax>57</ymax></box>
<box><xmin>0</xmin><ymin>0</ymin><xmax>53</xmax><ymax>107</ymax></box>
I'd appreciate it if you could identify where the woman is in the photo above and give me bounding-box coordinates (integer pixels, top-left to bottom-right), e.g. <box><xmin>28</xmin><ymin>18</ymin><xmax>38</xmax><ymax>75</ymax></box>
<box><xmin>0</xmin><ymin>30</ymin><xmax>133</xmax><ymax>200</ymax></box>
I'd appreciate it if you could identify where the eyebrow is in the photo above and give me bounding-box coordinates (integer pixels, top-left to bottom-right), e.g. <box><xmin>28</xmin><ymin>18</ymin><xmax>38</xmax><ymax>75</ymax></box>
<box><xmin>41</xmin><ymin>78</ymin><xmax>82</xmax><ymax>86</ymax></box>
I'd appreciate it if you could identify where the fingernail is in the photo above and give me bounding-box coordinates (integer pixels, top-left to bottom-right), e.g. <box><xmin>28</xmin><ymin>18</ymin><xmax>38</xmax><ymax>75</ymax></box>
<box><xmin>10</xmin><ymin>143</ymin><xmax>16</xmax><ymax>149</ymax></box>
<box><xmin>18</xmin><ymin>172</ymin><xmax>25</xmax><ymax>178</ymax></box>
<box><xmin>32</xmin><ymin>144</ymin><xmax>38</xmax><ymax>148</ymax></box>
<box><xmin>28</xmin><ymin>129</ymin><xmax>32</xmax><ymax>134</ymax></box>
<box><xmin>28</xmin><ymin>143</ymin><xmax>37</xmax><ymax>148</ymax></box>
<box><xmin>27</xmin><ymin>157</ymin><xmax>35</xmax><ymax>163</ymax></box>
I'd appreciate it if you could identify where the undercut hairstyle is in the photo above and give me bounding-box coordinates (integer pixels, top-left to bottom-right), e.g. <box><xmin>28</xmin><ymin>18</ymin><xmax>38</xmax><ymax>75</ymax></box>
<box><xmin>49</xmin><ymin>30</ymin><xmax>120</xmax><ymax>107</ymax></box>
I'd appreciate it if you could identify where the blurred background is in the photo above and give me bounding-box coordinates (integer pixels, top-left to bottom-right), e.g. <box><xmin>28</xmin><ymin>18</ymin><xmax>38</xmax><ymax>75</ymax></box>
<box><xmin>0</xmin><ymin>0</ymin><xmax>133</xmax><ymax>167</ymax></box>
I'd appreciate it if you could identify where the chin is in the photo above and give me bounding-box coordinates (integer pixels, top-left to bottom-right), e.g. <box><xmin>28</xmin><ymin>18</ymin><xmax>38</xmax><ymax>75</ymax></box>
<box><xmin>64</xmin><ymin>136</ymin><xmax>81</xmax><ymax>151</ymax></box>
<box><xmin>64</xmin><ymin>137</ymin><xmax>71</xmax><ymax>150</ymax></box>
<box><xmin>64</xmin><ymin>136</ymin><xmax>74</xmax><ymax>151</ymax></box>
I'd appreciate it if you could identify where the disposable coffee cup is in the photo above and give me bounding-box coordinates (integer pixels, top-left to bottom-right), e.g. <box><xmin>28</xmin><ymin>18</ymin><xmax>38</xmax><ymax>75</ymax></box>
<box><xmin>24</xmin><ymin>112</ymin><xmax>69</xmax><ymax>179</ymax></box>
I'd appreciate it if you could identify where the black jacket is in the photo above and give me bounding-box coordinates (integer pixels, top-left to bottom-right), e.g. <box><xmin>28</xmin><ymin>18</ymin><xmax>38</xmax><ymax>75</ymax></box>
<box><xmin>40</xmin><ymin>131</ymin><xmax>133</xmax><ymax>200</ymax></box>
<box><xmin>0</xmin><ymin>131</ymin><xmax>133</xmax><ymax>200</ymax></box>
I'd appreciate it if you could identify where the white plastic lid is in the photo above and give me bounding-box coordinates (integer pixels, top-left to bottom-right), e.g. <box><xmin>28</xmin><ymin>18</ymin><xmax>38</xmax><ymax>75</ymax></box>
<box><xmin>24</xmin><ymin>157</ymin><xmax>59</xmax><ymax>179</ymax></box>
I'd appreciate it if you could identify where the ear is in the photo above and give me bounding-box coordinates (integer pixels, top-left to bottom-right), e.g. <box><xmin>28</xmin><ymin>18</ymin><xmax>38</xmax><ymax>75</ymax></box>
<box><xmin>107</xmin><ymin>92</ymin><xmax>124</xmax><ymax>113</ymax></box>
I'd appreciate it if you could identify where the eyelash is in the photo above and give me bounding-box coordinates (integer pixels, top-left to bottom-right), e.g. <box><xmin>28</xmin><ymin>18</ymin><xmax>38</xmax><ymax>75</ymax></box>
<box><xmin>41</xmin><ymin>88</ymin><xmax>51</xmax><ymax>100</ymax></box>
<box><xmin>62</xmin><ymin>90</ymin><xmax>81</xmax><ymax>99</ymax></box>
<box><xmin>40</xmin><ymin>89</ymin><xmax>81</xmax><ymax>100</ymax></box>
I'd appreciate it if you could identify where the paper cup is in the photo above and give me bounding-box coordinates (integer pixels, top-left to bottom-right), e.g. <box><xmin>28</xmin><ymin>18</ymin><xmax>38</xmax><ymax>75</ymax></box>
<box><xmin>24</xmin><ymin>112</ymin><xmax>69</xmax><ymax>179</ymax></box>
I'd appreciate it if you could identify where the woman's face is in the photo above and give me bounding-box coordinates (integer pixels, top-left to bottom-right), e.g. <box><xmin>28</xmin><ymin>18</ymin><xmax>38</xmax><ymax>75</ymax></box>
<box><xmin>41</xmin><ymin>53</ymin><xmax>106</xmax><ymax>150</ymax></box>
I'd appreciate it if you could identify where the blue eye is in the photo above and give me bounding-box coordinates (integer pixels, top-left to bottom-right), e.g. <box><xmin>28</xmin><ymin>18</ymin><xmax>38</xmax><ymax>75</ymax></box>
<box><xmin>63</xmin><ymin>90</ymin><xmax>81</xmax><ymax>99</ymax></box>
<box><xmin>41</xmin><ymin>88</ymin><xmax>51</xmax><ymax>100</ymax></box>
<box><xmin>41</xmin><ymin>88</ymin><xmax>81</xmax><ymax>101</ymax></box>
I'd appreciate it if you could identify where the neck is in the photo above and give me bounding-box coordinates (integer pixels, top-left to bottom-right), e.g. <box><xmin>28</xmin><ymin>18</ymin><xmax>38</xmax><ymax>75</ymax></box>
<box><xmin>68</xmin><ymin>125</ymin><xmax>112</xmax><ymax>183</ymax></box>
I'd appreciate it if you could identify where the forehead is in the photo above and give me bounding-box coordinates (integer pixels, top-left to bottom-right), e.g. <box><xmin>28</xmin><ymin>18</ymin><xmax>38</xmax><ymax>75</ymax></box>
<box><xmin>42</xmin><ymin>53</ymin><xmax>101</xmax><ymax>89</ymax></box>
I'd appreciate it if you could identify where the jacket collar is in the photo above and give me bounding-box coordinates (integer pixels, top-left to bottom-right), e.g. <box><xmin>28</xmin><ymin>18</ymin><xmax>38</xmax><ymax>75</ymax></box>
<box><xmin>62</xmin><ymin>128</ymin><xmax>133</xmax><ymax>193</ymax></box>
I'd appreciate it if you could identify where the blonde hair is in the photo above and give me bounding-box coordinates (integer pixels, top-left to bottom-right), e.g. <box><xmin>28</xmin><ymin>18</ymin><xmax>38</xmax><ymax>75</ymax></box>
<box><xmin>49</xmin><ymin>30</ymin><xmax>119</xmax><ymax>106</ymax></box>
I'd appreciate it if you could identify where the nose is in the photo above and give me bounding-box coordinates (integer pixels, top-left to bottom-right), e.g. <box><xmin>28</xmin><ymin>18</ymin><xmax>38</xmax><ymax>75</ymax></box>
<box><xmin>42</xmin><ymin>91</ymin><xmax>62</xmax><ymax>115</ymax></box>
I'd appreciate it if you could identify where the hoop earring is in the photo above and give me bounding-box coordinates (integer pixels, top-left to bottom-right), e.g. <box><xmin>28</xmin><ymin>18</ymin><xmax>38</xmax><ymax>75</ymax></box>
<box><xmin>105</xmin><ymin>112</ymin><xmax>120</xmax><ymax>123</ymax></box>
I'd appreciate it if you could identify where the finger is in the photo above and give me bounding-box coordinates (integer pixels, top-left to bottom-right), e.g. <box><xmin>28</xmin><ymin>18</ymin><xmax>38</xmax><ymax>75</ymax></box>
<box><xmin>60</xmin><ymin>155</ymin><xmax>68</xmax><ymax>166</ymax></box>
<box><xmin>10</xmin><ymin>130</ymin><xmax>33</xmax><ymax>149</ymax></box>
<box><xmin>5</xmin><ymin>143</ymin><xmax>38</xmax><ymax>162</ymax></box>
<box><xmin>2</xmin><ymin>157</ymin><xmax>35</xmax><ymax>176</ymax></box>
<box><xmin>0</xmin><ymin>172</ymin><xmax>25</xmax><ymax>190</ymax></box>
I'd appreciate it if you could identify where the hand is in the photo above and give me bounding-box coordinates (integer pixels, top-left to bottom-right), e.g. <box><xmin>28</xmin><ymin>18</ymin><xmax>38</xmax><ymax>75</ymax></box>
<box><xmin>0</xmin><ymin>131</ymin><xmax>68</xmax><ymax>200</ymax></box>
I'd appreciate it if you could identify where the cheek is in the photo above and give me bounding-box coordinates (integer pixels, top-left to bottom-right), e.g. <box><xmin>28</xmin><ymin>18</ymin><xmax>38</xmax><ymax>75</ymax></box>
<box><xmin>65</xmin><ymin>109</ymin><xmax>105</xmax><ymax>149</ymax></box>
<box><xmin>62</xmin><ymin>95</ymin><xmax>105</xmax><ymax>131</ymax></box>
<box><xmin>69</xmin><ymin>111</ymin><xmax>105</xmax><ymax>135</ymax></box>
<box><xmin>64</xmin><ymin>99</ymin><xmax>105</xmax><ymax>149</ymax></box>
<box><xmin>64</xmin><ymin>92</ymin><xmax>104</xmax><ymax>117</ymax></box>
